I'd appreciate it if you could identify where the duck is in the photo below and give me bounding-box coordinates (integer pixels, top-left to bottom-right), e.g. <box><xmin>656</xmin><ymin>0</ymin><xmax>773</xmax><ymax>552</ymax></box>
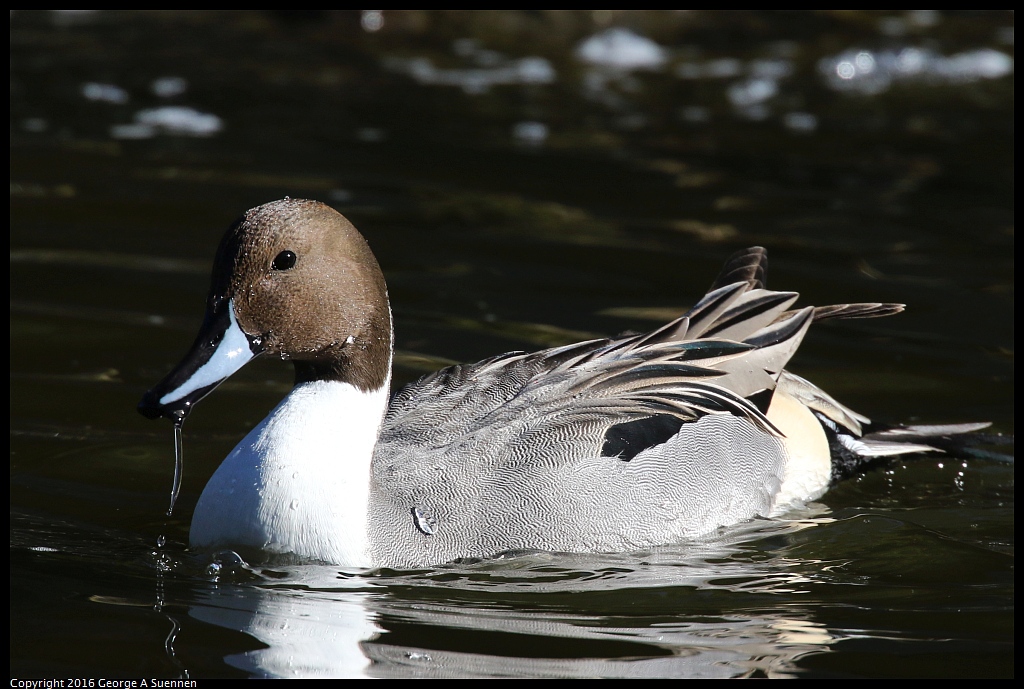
<box><xmin>138</xmin><ymin>198</ymin><xmax>984</xmax><ymax>568</ymax></box>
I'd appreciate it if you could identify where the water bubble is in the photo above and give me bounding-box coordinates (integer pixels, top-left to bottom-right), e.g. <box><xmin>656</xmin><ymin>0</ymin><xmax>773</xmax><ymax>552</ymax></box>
<box><xmin>854</xmin><ymin>51</ymin><xmax>876</xmax><ymax>74</ymax></box>
<box><xmin>82</xmin><ymin>82</ymin><xmax>129</xmax><ymax>104</ymax></box>
<box><xmin>704</xmin><ymin>58</ymin><xmax>742</xmax><ymax>79</ymax></box>
<box><xmin>152</xmin><ymin>76</ymin><xmax>188</xmax><ymax>98</ymax></box>
<box><xmin>784</xmin><ymin>112</ymin><xmax>818</xmax><ymax>132</ymax></box>
<box><xmin>512</xmin><ymin>121</ymin><xmax>549</xmax><ymax>146</ymax></box>
<box><xmin>576</xmin><ymin>28</ymin><xmax>667</xmax><ymax>70</ymax></box>
<box><xmin>135</xmin><ymin>106</ymin><xmax>223</xmax><ymax>137</ymax></box>
<box><xmin>361</xmin><ymin>10</ymin><xmax>383</xmax><ymax>32</ymax></box>
<box><xmin>727</xmin><ymin>78</ymin><xmax>778</xmax><ymax>107</ymax></box>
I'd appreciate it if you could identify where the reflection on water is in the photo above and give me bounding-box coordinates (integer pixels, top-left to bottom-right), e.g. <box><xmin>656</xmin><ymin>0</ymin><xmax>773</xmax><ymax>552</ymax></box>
<box><xmin>183</xmin><ymin>511</ymin><xmax>838</xmax><ymax>678</ymax></box>
<box><xmin>10</xmin><ymin>10</ymin><xmax>1012</xmax><ymax>679</ymax></box>
<box><xmin>188</xmin><ymin>585</ymin><xmax>382</xmax><ymax>678</ymax></box>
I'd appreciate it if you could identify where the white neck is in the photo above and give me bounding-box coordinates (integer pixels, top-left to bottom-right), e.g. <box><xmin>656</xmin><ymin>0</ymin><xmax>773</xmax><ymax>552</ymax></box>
<box><xmin>190</xmin><ymin>379</ymin><xmax>390</xmax><ymax>567</ymax></box>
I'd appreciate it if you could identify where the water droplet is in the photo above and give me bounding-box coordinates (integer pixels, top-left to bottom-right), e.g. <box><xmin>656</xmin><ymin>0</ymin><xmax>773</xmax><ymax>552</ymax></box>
<box><xmin>156</xmin><ymin>534</ymin><xmax>166</xmax><ymax>547</ymax></box>
<box><xmin>210</xmin><ymin>550</ymin><xmax>246</xmax><ymax>574</ymax></box>
<box><xmin>290</xmin><ymin>500</ymin><xmax>299</xmax><ymax>510</ymax></box>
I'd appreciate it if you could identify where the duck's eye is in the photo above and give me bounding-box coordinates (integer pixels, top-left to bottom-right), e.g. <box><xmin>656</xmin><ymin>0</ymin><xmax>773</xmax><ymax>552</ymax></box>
<box><xmin>272</xmin><ymin>250</ymin><xmax>297</xmax><ymax>271</ymax></box>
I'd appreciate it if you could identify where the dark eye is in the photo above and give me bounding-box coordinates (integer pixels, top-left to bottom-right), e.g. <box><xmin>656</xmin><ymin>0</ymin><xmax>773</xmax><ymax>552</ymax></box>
<box><xmin>272</xmin><ymin>250</ymin><xmax>297</xmax><ymax>271</ymax></box>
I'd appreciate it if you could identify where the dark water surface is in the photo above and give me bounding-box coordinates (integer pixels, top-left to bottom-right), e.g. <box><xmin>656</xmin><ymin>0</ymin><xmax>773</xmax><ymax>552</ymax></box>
<box><xmin>11</xmin><ymin>11</ymin><xmax>1013</xmax><ymax>678</ymax></box>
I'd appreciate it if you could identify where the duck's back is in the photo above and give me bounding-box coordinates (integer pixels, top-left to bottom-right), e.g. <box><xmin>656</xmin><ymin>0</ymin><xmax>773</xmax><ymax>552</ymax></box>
<box><xmin>370</xmin><ymin>407</ymin><xmax>786</xmax><ymax>567</ymax></box>
<box><xmin>367</xmin><ymin>271</ymin><xmax>815</xmax><ymax>567</ymax></box>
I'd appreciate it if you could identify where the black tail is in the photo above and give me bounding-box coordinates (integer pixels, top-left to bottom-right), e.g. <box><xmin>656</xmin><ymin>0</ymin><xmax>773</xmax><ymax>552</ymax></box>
<box><xmin>819</xmin><ymin>418</ymin><xmax>1008</xmax><ymax>481</ymax></box>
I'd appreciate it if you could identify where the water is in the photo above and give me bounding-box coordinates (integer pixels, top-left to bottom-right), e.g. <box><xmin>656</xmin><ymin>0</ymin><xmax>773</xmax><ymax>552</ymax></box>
<box><xmin>10</xmin><ymin>10</ymin><xmax>1013</xmax><ymax>678</ymax></box>
<box><xmin>168</xmin><ymin>424</ymin><xmax>183</xmax><ymax>516</ymax></box>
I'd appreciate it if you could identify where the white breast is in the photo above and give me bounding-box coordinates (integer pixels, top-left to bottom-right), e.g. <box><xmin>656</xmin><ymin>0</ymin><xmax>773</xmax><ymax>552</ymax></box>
<box><xmin>189</xmin><ymin>380</ymin><xmax>389</xmax><ymax>566</ymax></box>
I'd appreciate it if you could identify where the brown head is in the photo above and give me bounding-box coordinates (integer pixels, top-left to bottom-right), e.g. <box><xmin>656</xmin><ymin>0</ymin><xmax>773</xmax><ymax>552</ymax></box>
<box><xmin>216</xmin><ymin>199</ymin><xmax>392</xmax><ymax>391</ymax></box>
<box><xmin>139</xmin><ymin>199</ymin><xmax>392</xmax><ymax>423</ymax></box>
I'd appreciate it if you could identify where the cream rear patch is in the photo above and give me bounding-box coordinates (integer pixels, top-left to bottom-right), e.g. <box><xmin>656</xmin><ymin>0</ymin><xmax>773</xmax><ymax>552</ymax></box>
<box><xmin>767</xmin><ymin>390</ymin><xmax>831</xmax><ymax>510</ymax></box>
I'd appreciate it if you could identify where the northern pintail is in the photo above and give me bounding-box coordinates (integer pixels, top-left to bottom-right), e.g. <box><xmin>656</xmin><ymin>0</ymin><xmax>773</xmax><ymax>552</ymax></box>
<box><xmin>138</xmin><ymin>198</ymin><xmax>984</xmax><ymax>567</ymax></box>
